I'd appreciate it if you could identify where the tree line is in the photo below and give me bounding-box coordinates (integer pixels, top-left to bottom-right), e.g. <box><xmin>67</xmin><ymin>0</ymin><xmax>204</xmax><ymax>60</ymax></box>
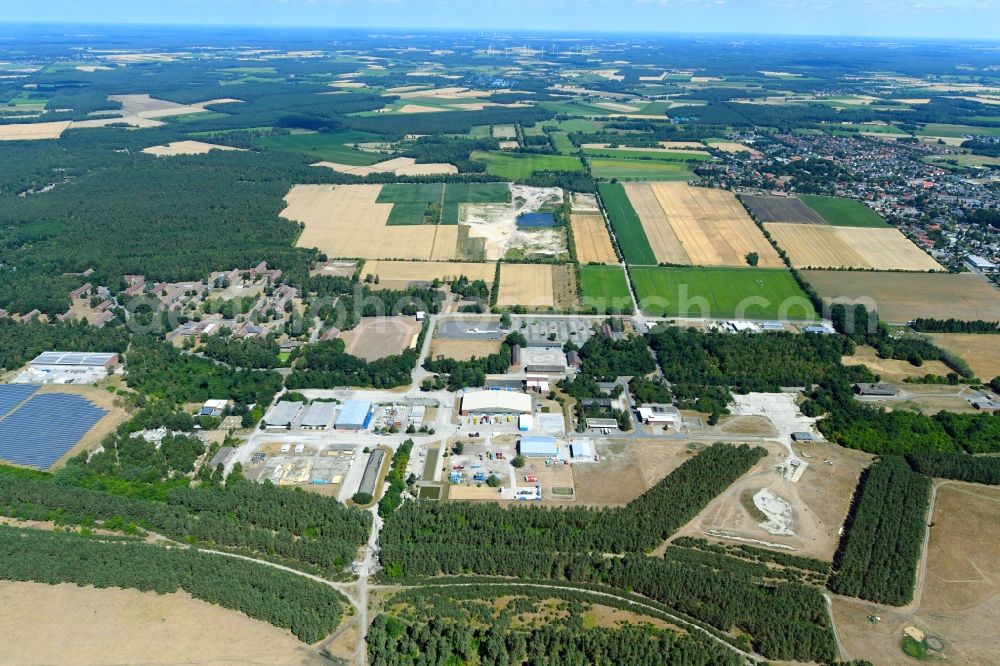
<box><xmin>905</xmin><ymin>450</ymin><xmax>1000</xmax><ymax>485</ymax></box>
<box><xmin>910</xmin><ymin>318</ymin><xmax>999</xmax><ymax>334</ymax></box>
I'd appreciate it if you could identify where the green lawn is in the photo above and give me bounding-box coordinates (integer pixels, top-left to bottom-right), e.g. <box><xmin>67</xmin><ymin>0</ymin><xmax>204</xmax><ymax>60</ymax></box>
<box><xmin>579</xmin><ymin>265</ymin><xmax>632</xmax><ymax>312</ymax></box>
<box><xmin>597</xmin><ymin>183</ymin><xmax>657</xmax><ymax>265</ymax></box>
<box><xmin>374</xmin><ymin>182</ymin><xmax>510</xmax><ymax>225</ymax></box>
<box><xmin>589</xmin><ymin>157</ymin><xmax>696</xmax><ymax>181</ymax></box>
<box><xmin>631</xmin><ymin>266</ymin><xmax>817</xmax><ymax>319</ymax></box>
<box><xmin>256</xmin><ymin>130</ymin><xmax>388</xmax><ymax>166</ymax></box>
<box><xmin>799</xmin><ymin>195</ymin><xmax>889</xmax><ymax>228</ymax></box>
<box><xmin>583</xmin><ymin>147</ymin><xmax>715</xmax><ymax>162</ymax></box>
<box><xmin>471</xmin><ymin>151</ymin><xmax>584</xmax><ymax>179</ymax></box>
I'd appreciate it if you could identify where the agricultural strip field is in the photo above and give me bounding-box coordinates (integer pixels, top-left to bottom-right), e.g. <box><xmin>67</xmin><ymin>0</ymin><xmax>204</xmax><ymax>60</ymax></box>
<box><xmin>281</xmin><ymin>184</ymin><xmax>459</xmax><ymax>260</ymax></box>
<box><xmin>582</xmin><ymin>147</ymin><xmax>714</xmax><ymax>162</ymax></box>
<box><xmin>625</xmin><ymin>182</ymin><xmax>784</xmax><ymax>268</ymax></box>
<box><xmin>597</xmin><ymin>183</ymin><xmax>657</xmax><ymax>265</ymax></box>
<box><xmin>377</xmin><ymin>183</ymin><xmax>444</xmax><ymax>225</ymax></box>
<box><xmin>470</xmin><ymin>151</ymin><xmax>583</xmax><ymax>179</ymax></box>
<box><xmin>928</xmin><ymin>333</ymin><xmax>1000</xmax><ymax>380</ymax></box>
<box><xmin>496</xmin><ymin>263</ymin><xmax>555</xmax><ymax>308</ymax></box>
<box><xmin>588</xmin><ymin>157</ymin><xmax>696</xmax><ymax>181</ymax></box>
<box><xmin>257</xmin><ymin>130</ymin><xmax>387</xmax><ymax>166</ymax></box>
<box><xmin>765</xmin><ymin>224</ymin><xmax>942</xmax><ymax>270</ymax></box>
<box><xmin>579</xmin><ymin>265</ymin><xmax>632</xmax><ymax>312</ymax></box>
<box><xmin>631</xmin><ymin>266</ymin><xmax>817</xmax><ymax>319</ymax></box>
<box><xmin>362</xmin><ymin>260</ymin><xmax>496</xmax><ymax>288</ymax></box>
<box><xmin>550</xmin><ymin>131</ymin><xmax>576</xmax><ymax>155</ymax></box>
<box><xmin>740</xmin><ymin>195</ymin><xmax>826</xmax><ymax>224</ymax></box>
<box><xmin>798</xmin><ymin>195</ymin><xmax>890</xmax><ymax>228</ymax></box>
<box><xmin>800</xmin><ymin>270</ymin><xmax>1000</xmax><ymax>323</ymax></box>
<box><xmin>571</xmin><ymin>213</ymin><xmax>618</xmax><ymax>264</ymax></box>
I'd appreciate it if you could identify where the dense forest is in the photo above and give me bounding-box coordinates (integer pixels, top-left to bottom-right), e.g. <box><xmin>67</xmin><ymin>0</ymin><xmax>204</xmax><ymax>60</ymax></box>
<box><xmin>287</xmin><ymin>337</ymin><xmax>421</xmax><ymax>390</ymax></box>
<box><xmin>905</xmin><ymin>451</ymin><xmax>1000</xmax><ymax>485</ymax></box>
<box><xmin>200</xmin><ymin>334</ymin><xmax>282</xmax><ymax>369</ymax></box>
<box><xmin>0</xmin><ymin>525</ymin><xmax>346</xmax><ymax>643</ymax></box>
<box><xmin>829</xmin><ymin>457</ymin><xmax>932</xmax><ymax>606</ymax></box>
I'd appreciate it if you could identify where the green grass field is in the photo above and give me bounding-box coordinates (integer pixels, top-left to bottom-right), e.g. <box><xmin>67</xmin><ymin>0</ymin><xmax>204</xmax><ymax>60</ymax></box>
<box><xmin>375</xmin><ymin>182</ymin><xmax>510</xmax><ymax>225</ymax></box>
<box><xmin>918</xmin><ymin>123</ymin><xmax>1000</xmax><ymax>138</ymax></box>
<box><xmin>256</xmin><ymin>130</ymin><xmax>387</xmax><ymax>166</ymax></box>
<box><xmin>630</xmin><ymin>266</ymin><xmax>817</xmax><ymax>319</ymax></box>
<box><xmin>167</xmin><ymin>110</ymin><xmax>232</xmax><ymax>124</ymax></box>
<box><xmin>583</xmin><ymin>147</ymin><xmax>715</xmax><ymax>162</ymax></box>
<box><xmin>550</xmin><ymin>131</ymin><xmax>577</xmax><ymax>155</ymax></box>
<box><xmin>579</xmin><ymin>265</ymin><xmax>632</xmax><ymax>312</ymax></box>
<box><xmin>541</xmin><ymin>118</ymin><xmax>603</xmax><ymax>133</ymax></box>
<box><xmin>471</xmin><ymin>151</ymin><xmax>584</xmax><ymax>179</ymax></box>
<box><xmin>597</xmin><ymin>183</ymin><xmax>657</xmax><ymax>265</ymax></box>
<box><xmin>589</xmin><ymin>157</ymin><xmax>696</xmax><ymax>181</ymax></box>
<box><xmin>799</xmin><ymin>195</ymin><xmax>889</xmax><ymax>228</ymax></box>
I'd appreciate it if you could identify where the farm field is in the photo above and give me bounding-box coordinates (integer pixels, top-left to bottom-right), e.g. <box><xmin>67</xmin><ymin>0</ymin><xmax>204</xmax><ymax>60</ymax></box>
<box><xmin>832</xmin><ymin>482</ymin><xmax>1000</xmax><ymax>666</ymax></box>
<box><xmin>470</xmin><ymin>151</ymin><xmax>584</xmax><ymax>179</ymax></box>
<box><xmin>624</xmin><ymin>182</ymin><xmax>784</xmax><ymax>268</ymax></box>
<box><xmin>377</xmin><ymin>183</ymin><xmax>444</xmax><ymax>225</ymax></box>
<box><xmin>798</xmin><ymin>195</ymin><xmax>890</xmax><ymax>228</ymax></box>
<box><xmin>257</xmin><ymin>130</ymin><xmax>388</xmax><ymax>166</ymax></box>
<box><xmin>928</xmin><ymin>333</ymin><xmax>1000</xmax><ymax>380</ymax></box>
<box><xmin>442</xmin><ymin>183</ymin><xmax>512</xmax><ymax>224</ymax></box>
<box><xmin>740</xmin><ymin>194</ymin><xmax>826</xmax><ymax>224</ymax></box>
<box><xmin>597</xmin><ymin>182</ymin><xmax>657</xmax><ymax>265</ymax></box>
<box><xmin>588</xmin><ymin>157</ymin><xmax>696</xmax><ymax>181</ymax></box>
<box><xmin>496</xmin><ymin>263</ymin><xmax>555</xmax><ymax>308</ymax></box>
<box><xmin>362</xmin><ymin>260</ymin><xmax>496</xmax><ymax>288</ymax></box>
<box><xmin>631</xmin><ymin>266</ymin><xmax>817</xmax><ymax>319</ymax></box>
<box><xmin>313</xmin><ymin>156</ymin><xmax>456</xmax><ymax>176</ymax></box>
<box><xmin>917</xmin><ymin>123</ymin><xmax>1000</xmax><ymax>138</ymax></box>
<box><xmin>800</xmin><ymin>270</ymin><xmax>1000</xmax><ymax>322</ymax></box>
<box><xmin>571</xmin><ymin>213</ymin><xmax>618</xmax><ymax>264</ymax></box>
<box><xmin>281</xmin><ymin>184</ymin><xmax>459</xmax><ymax>260</ymax></box>
<box><xmin>550</xmin><ymin>131</ymin><xmax>576</xmax><ymax>154</ymax></box>
<box><xmin>579</xmin><ymin>265</ymin><xmax>632</xmax><ymax>312</ymax></box>
<box><xmin>582</xmin><ymin>146</ymin><xmax>714</xmax><ymax>161</ymax></box>
<box><xmin>765</xmin><ymin>224</ymin><xmax>942</xmax><ymax>270</ymax></box>
<box><xmin>0</xmin><ymin>582</ymin><xmax>325</xmax><ymax>666</ymax></box>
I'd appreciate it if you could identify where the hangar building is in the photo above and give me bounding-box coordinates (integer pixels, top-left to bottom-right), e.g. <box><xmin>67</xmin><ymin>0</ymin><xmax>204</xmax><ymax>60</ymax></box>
<box><xmin>460</xmin><ymin>390</ymin><xmax>532</xmax><ymax>415</ymax></box>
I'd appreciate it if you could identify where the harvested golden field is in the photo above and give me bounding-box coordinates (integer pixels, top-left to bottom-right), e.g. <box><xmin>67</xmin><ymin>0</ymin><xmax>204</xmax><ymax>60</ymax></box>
<box><xmin>766</xmin><ymin>223</ymin><xmax>942</xmax><ymax>270</ymax></box>
<box><xmin>497</xmin><ymin>263</ymin><xmax>555</xmax><ymax>308</ymax></box>
<box><xmin>571</xmin><ymin>213</ymin><xmax>618</xmax><ymax>264</ymax></box>
<box><xmin>141</xmin><ymin>140</ymin><xmax>244</xmax><ymax>156</ymax></box>
<box><xmin>624</xmin><ymin>182</ymin><xmax>783</xmax><ymax>267</ymax></box>
<box><xmin>313</xmin><ymin>156</ymin><xmax>456</xmax><ymax>176</ymax></box>
<box><xmin>0</xmin><ymin>582</ymin><xmax>325</xmax><ymax>666</ymax></box>
<box><xmin>281</xmin><ymin>184</ymin><xmax>457</xmax><ymax>260</ymax></box>
<box><xmin>929</xmin><ymin>333</ymin><xmax>1000</xmax><ymax>380</ymax></box>
<box><xmin>0</xmin><ymin>120</ymin><xmax>72</xmax><ymax>141</ymax></box>
<box><xmin>362</xmin><ymin>260</ymin><xmax>495</xmax><ymax>288</ymax></box>
<box><xmin>429</xmin><ymin>339</ymin><xmax>503</xmax><ymax>361</ymax></box>
<box><xmin>802</xmin><ymin>270</ymin><xmax>1000</xmax><ymax>323</ymax></box>
<box><xmin>708</xmin><ymin>141</ymin><xmax>762</xmax><ymax>156</ymax></box>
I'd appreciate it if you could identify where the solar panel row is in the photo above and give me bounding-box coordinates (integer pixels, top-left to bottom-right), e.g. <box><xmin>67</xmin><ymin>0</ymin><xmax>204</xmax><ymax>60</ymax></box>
<box><xmin>0</xmin><ymin>392</ymin><xmax>107</xmax><ymax>470</ymax></box>
<box><xmin>0</xmin><ymin>384</ymin><xmax>40</xmax><ymax>420</ymax></box>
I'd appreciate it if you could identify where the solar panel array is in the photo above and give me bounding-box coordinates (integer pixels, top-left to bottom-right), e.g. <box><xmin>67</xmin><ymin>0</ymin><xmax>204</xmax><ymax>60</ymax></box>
<box><xmin>31</xmin><ymin>351</ymin><xmax>117</xmax><ymax>366</ymax></box>
<box><xmin>0</xmin><ymin>385</ymin><xmax>40</xmax><ymax>419</ymax></box>
<box><xmin>0</xmin><ymin>391</ymin><xmax>107</xmax><ymax>469</ymax></box>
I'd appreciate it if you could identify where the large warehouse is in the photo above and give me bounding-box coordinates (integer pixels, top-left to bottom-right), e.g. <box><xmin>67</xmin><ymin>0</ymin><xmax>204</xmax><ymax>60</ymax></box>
<box><xmin>335</xmin><ymin>400</ymin><xmax>373</xmax><ymax>430</ymax></box>
<box><xmin>519</xmin><ymin>435</ymin><xmax>558</xmax><ymax>458</ymax></box>
<box><xmin>18</xmin><ymin>351</ymin><xmax>120</xmax><ymax>385</ymax></box>
<box><xmin>301</xmin><ymin>401</ymin><xmax>337</xmax><ymax>430</ymax></box>
<box><xmin>460</xmin><ymin>390</ymin><xmax>532</xmax><ymax>416</ymax></box>
<box><xmin>263</xmin><ymin>401</ymin><xmax>303</xmax><ymax>428</ymax></box>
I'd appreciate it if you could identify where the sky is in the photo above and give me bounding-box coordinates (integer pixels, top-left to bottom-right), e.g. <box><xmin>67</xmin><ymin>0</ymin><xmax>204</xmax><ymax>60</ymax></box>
<box><xmin>4</xmin><ymin>0</ymin><xmax>1000</xmax><ymax>40</ymax></box>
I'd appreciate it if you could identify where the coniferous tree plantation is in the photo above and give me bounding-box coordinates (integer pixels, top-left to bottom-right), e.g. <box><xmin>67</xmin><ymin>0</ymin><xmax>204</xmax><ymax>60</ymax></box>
<box><xmin>904</xmin><ymin>451</ymin><xmax>1000</xmax><ymax>485</ymax></box>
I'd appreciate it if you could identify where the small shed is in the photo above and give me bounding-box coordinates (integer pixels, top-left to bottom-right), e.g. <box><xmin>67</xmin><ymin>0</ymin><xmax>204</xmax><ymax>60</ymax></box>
<box><xmin>791</xmin><ymin>431</ymin><xmax>814</xmax><ymax>442</ymax></box>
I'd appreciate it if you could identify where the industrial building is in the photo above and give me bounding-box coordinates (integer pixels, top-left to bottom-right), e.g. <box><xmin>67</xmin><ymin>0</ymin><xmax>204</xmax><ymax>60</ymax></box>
<box><xmin>853</xmin><ymin>383</ymin><xmax>897</xmax><ymax>397</ymax></box>
<box><xmin>263</xmin><ymin>401</ymin><xmax>303</xmax><ymax>428</ymax></box>
<box><xmin>17</xmin><ymin>351</ymin><xmax>119</xmax><ymax>385</ymax></box>
<box><xmin>199</xmin><ymin>399</ymin><xmax>229</xmax><ymax>417</ymax></box>
<box><xmin>208</xmin><ymin>446</ymin><xmax>235</xmax><ymax>469</ymax></box>
<box><xmin>637</xmin><ymin>404</ymin><xmax>681</xmax><ymax>427</ymax></box>
<box><xmin>335</xmin><ymin>400</ymin><xmax>373</xmax><ymax>430</ymax></box>
<box><xmin>586</xmin><ymin>417</ymin><xmax>619</xmax><ymax>431</ymax></box>
<box><xmin>571</xmin><ymin>440</ymin><xmax>596</xmax><ymax>461</ymax></box>
<box><xmin>460</xmin><ymin>390</ymin><xmax>532</xmax><ymax>415</ymax></box>
<box><xmin>301</xmin><ymin>401</ymin><xmax>337</xmax><ymax>430</ymax></box>
<box><xmin>358</xmin><ymin>448</ymin><xmax>386</xmax><ymax>497</ymax></box>
<box><xmin>519</xmin><ymin>435</ymin><xmax>558</xmax><ymax>458</ymax></box>
<box><xmin>521</xmin><ymin>347</ymin><xmax>568</xmax><ymax>374</ymax></box>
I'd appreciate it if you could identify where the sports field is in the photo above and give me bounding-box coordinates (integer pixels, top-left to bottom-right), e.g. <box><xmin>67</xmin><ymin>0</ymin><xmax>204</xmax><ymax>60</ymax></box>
<box><xmin>800</xmin><ymin>270</ymin><xmax>1000</xmax><ymax>323</ymax></box>
<box><xmin>766</xmin><ymin>224</ymin><xmax>942</xmax><ymax>270</ymax></box>
<box><xmin>496</xmin><ymin>264</ymin><xmax>555</xmax><ymax>308</ymax></box>
<box><xmin>589</xmin><ymin>158</ymin><xmax>696</xmax><ymax>181</ymax></box>
<box><xmin>571</xmin><ymin>213</ymin><xmax>618</xmax><ymax>264</ymax></box>
<box><xmin>471</xmin><ymin>151</ymin><xmax>584</xmax><ymax>179</ymax></box>
<box><xmin>579</xmin><ymin>265</ymin><xmax>632</xmax><ymax>312</ymax></box>
<box><xmin>798</xmin><ymin>195</ymin><xmax>889</xmax><ymax>228</ymax></box>
<box><xmin>597</xmin><ymin>183</ymin><xmax>657</xmax><ymax>265</ymax></box>
<box><xmin>623</xmin><ymin>182</ymin><xmax>784</xmax><ymax>268</ymax></box>
<box><xmin>257</xmin><ymin>130</ymin><xmax>386</xmax><ymax>166</ymax></box>
<box><xmin>630</xmin><ymin>266</ymin><xmax>817</xmax><ymax>319</ymax></box>
<box><xmin>281</xmin><ymin>184</ymin><xmax>458</xmax><ymax>260</ymax></box>
<box><xmin>741</xmin><ymin>195</ymin><xmax>825</xmax><ymax>225</ymax></box>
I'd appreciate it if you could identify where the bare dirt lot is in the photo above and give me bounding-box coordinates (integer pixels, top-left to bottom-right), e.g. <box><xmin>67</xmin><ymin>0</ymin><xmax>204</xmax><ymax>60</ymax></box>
<box><xmin>800</xmin><ymin>270</ymin><xmax>1000</xmax><ymax>323</ymax></box>
<box><xmin>313</xmin><ymin>156</ymin><xmax>456</xmax><ymax>176</ymax></box>
<box><xmin>362</xmin><ymin>260</ymin><xmax>495</xmax><ymax>289</ymax></box>
<box><xmin>282</xmin><ymin>184</ymin><xmax>458</xmax><ymax>260</ymax></box>
<box><xmin>429</xmin><ymin>338</ymin><xmax>502</xmax><ymax>361</ymax></box>
<box><xmin>571</xmin><ymin>440</ymin><xmax>697</xmax><ymax>506</ymax></box>
<box><xmin>929</xmin><ymin>333</ymin><xmax>1000</xmax><ymax>380</ymax></box>
<box><xmin>338</xmin><ymin>316</ymin><xmax>421</xmax><ymax>360</ymax></box>
<box><xmin>766</xmin><ymin>224</ymin><xmax>942</xmax><ymax>271</ymax></box>
<box><xmin>0</xmin><ymin>120</ymin><xmax>73</xmax><ymax>140</ymax></box>
<box><xmin>141</xmin><ymin>140</ymin><xmax>244</xmax><ymax>156</ymax></box>
<box><xmin>740</xmin><ymin>194</ymin><xmax>826</xmax><ymax>224</ymax></box>
<box><xmin>674</xmin><ymin>439</ymin><xmax>869</xmax><ymax>561</ymax></box>
<box><xmin>0</xmin><ymin>581</ymin><xmax>325</xmax><ymax>666</ymax></box>
<box><xmin>624</xmin><ymin>182</ymin><xmax>783</xmax><ymax>267</ymax></box>
<box><xmin>496</xmin><ymin>263</ymin><xmax>555</xmax><ymax>308</ymax></box>
<box><xmin>571</xmin><ymin>213</ymin><xmax>619</xmax><ymax>264</ymax></box>
<box><xmin>832</xmin><ymin>482</ymin><xmax>1000</xmax><ymax>665</ymax></box>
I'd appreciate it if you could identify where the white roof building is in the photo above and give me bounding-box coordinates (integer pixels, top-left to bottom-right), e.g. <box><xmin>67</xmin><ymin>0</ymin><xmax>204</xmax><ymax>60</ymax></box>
<box><xmin>637</xmin><ymin>404</ymin><xmax>681</xmax><ymax>426</ymax></box>
<box><xmin>460</xmin><ymin>390</ymin><xmax>532</xmax><ymax>415</ymax></box>
<box><xmin>263</xmin><ymin>401</ymin><xmax>303</xmax><ymax>428</ymax></box>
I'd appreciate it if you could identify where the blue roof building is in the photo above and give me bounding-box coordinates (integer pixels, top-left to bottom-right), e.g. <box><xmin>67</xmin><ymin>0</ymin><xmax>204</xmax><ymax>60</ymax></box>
<box><xmin>335</xmin><ymin>400</ymin><xmax>373</xmax><ymax>430</ymax></box>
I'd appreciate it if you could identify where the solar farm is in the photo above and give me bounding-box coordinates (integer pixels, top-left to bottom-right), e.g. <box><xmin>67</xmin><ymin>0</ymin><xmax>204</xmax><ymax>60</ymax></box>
<box><xmin>0</xmin><ymin>385</ymin><xmax>109</xmax><ymax>469</ymax></box>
